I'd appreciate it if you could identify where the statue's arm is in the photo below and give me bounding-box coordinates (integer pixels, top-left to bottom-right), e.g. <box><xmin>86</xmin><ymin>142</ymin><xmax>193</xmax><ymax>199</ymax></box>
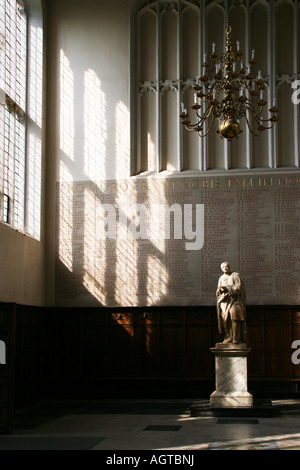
<box><xmin>230</xmin><ymin>273</ymin><xmax>242</xmax><ymax>296</ymax></box>
<box><xmin>216</xmin><ymin>277</ymin><xmax>222</xmax><ymax>297</ymax></box>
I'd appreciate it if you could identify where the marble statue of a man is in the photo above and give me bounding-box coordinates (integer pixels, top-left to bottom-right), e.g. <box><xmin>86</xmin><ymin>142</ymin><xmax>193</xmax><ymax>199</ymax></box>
<box><xmin>216</xmin><ymin>262</ymin><xmax>246</xmax><ymax>344</ymax></box>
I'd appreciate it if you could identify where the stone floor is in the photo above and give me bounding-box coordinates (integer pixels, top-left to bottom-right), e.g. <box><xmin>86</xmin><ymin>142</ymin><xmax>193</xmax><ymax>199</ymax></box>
<box><xmin>2</xmin><ymin>398</ymin><xmax>300</xmax><ymax>451</ymax></box>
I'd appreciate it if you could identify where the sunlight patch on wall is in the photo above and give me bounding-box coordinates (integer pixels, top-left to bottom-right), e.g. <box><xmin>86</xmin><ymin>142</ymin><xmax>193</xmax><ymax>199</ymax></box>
<box><xmin>82</xmin><ymin>185</ymin><xmax>108</xmax><ymax>304</ymax></box>
<box><xmin>60</xmin><ymin>50</ymin><xmax>74</xmax><ymax>161</ymax></box>
<box><xmin>58</xmin><ymin>161</ymin><xmax>74</xmax><ymax>272</ymax></box>
<box><xmin>27</xmin><ymin>132</ymin><xmax>41</xmax><ymax>239</ymax></box>
<box><xmin>145</xmin><ymin>183</ymin><xmax>166</xmax><ymax>254</ymax></box>
<box><xmin>147</xmin><ymin>132</ymin><xmax>156</xmax><ymax>172</ymax></box>
<box><xmin>84</xmin><ymin>69</ymin><xmax>107</xmax><ymax>180</ymax></box>
<box><xmin>115</xmin><ymin>100</ymin><xmax>130</xmax><ymax>179</ymax></box>
<box><xmin>115</xmin><ymin>191</ymin><xmax>139</xmax><ymax>306</ymax></box>
<box><xmin>147</xmin><ymin>253</ymin><xmax>169</xmax><ymax>304</ymax></box>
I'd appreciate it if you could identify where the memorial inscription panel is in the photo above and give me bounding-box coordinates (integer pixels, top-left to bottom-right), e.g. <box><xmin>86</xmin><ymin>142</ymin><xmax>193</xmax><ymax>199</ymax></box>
<box><xmin>56</xmin><ymin>173</ymin><xmax>300</xmax><ymax>307</ymax></box>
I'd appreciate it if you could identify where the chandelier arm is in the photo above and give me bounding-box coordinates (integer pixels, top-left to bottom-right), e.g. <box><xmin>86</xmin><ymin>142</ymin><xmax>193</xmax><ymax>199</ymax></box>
<box><xmin>252</xmin><ymin>116</ymin><xmax>276</xmax><ymax>129</ymax></box>
<box><xmin>244</xmin><ymin>113</ymin><xmax>262</xmax><ymax>136</ymax></box>
<box><xmin>244</xmin><ymin>102</ymin><xmax>265</xmax><ymax>119</ymax></box>
<box><xmin>182</xmin><ymin>104</ymin><xmax>214</xmax><ymax>131</ymax></box>
<box><xmin>183</xmin><ymin>123</ymin><xmax>200</xmax><ymax>133</ymax></box>
<box><xmin>245</xmin><ymin>102</ymin><xmax>277</xmax><ymax>124</ymax></box>
<box><xmin>254</xmin><ymin>113</ymin><xmax>278</xmax><ymax>124</ymax></box>
<box><xmin>235</xmin><ymin>101</ymin><xmax>247</xmax><ymax>118</ymax></box>
<box><xmin>199</xmin><ymin>113</ymin><xmax>216</xmax><ymax>138</ymax></box>
<box><xmin>244</xmin><ymin>111</ymin><xmax>275</xmax><ymax>134</ymax></box>
<box><xmin>195</xmin><ymin>103</ymin><xmax>214</xmax><ymax>122</ymax></box>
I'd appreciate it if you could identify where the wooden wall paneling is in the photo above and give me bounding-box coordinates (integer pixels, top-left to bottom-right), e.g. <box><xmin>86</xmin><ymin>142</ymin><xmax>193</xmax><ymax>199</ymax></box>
<box><xmin>133</xmin><ymin>310</ymin><xmax>159</xmax><ymax>378</ymax></box>
<box><xmin>42</xmin><ymin>308</ymin><xmax>59</xmax><ymax>380</ymax></box>
<box><xmin>17</xmin><ymin>307</ymin><xmax>41</xmax><ymax>380</ymax></box>
<box><xmin>247</xmin><ymin>307</ymin><xmax>266</xmax><ymax>378</ymax></box>
<box><xmin>0</xmin><ymin>303</ymin><xmax>16</xmax><ymax>434</ymax></box>
<box><xmin>80</xmin><ymin>309</ymin><xmax>108</xmax><ymax>377</ymax></box>
<box><xmin>185</xmin><ymin>309</ymin><xmax>213</xmax><ymax>379</ymax></box>
<box><xmin>159</xmin><ymin>310</ymin><xmax>185</xmax><ymax>378</ymax></box>
<box><xmin>264</xmin><ymin>309</ymin><xmax>293</xmax><ymax>378</ymax></box>
<box><xmin>55</xmin><ymin>309</ymin><xmax>81</xmax><ymax>378</ymax></box>
<box><xmin>15</xmin><ymin>307</ymin><xmax>30</xmax><ymax>390</ymax></box>
<box><xmin>107</xmin><ymin>312</ymin><xmax>135</xmax><ymax>377</ymax></box>
<box><xmin>7</xmin><ymin>304</ymin><xmax>300</xmax><ymax>406</ymax></box>
<box><xmin>209</xmin><ymin>307</ymin><xmax>222</xmax><ymax>382</ymax></box>
<box><xmin>14</xmin><ymin>306</ymin><xmax>45</xmax><ymax>404</ymax></box>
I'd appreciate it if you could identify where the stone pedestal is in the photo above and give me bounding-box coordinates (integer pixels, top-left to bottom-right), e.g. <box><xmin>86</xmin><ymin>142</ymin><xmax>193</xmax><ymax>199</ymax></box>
<box><xmin>210</xmin><ymin>342</ymin><xmax>253</xmax><ymax>408</ymax></box>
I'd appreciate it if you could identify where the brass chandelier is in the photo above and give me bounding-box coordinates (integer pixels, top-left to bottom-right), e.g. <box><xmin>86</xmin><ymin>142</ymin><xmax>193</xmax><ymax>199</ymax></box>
<box><xmin>180</xmin><ymin>25</ymin><xmax>278</xmax><ymax>141</ymax></box>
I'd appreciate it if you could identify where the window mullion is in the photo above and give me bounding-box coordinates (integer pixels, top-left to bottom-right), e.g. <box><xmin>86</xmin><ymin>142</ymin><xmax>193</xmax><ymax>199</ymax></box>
<box><xmin>201</xmin><ymin>3</ymin><xmax>207</xmax><ymax>170</ymax></box>
<box><xmin>293</xmin><ymin>0</ymin><xmax>299</xmax><ymax>167</ymax></box>
<box><xmin>177</xmin><ymin>0</ymin><xmax>182</xmax><ymax>172</ymax></box>
<box><xmin>156</xmin><ymin>0</ymin><xmax>161</xmax><ymax>172</ymax></box>
<box><xmin>198</xmin><ymin>1</ymin><xmax>204</xmax><ymax>171</ymax></box>
<box><xmin>269</xmin><ymin>0</ymin><xmax>276</xmax><ymax>168</ymax></box>
<box><xmin>245</xmin><ymin>0</ymin><xmax>251</xmax><ymax>169</ymax></box>
<box><xmin>224</xmin><ymin>0</ymin><xmax>229</xmax><ymax>170</ymax></box>
<box><xmin>23</xmin><ymin>2</ymin><xmax>29</xmax><ymax>233</ymax></box>
<box><xmin>0</xmin><ymin>0</ymin><xmax>6</xmax><ymax>222</ymax></box>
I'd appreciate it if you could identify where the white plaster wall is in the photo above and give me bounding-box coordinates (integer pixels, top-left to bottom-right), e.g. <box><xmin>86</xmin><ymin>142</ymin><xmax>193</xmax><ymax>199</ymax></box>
<box><xmin>44</xmin><ymin>0</ymin><xmax>132</xmax><ymax>305</ymax></box>
<box><xmin>0</xmin><ymin>223</ymin><xmax>45</xmax><ymax>305</ymax></box>
<box><xmin>47</xmin><ymin>0</ymin><xmax>132</xmax><ymax>184</ymax></box>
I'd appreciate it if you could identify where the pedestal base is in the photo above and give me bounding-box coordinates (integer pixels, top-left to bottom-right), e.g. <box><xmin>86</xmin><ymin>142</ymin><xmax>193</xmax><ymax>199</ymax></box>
<box><xmin>190</xmin><ymin>399</ymin><xmax>277</xmax><ymax>417</ymax></box>
<box><xmin>210</xmin><ymin>342</ymin><xmax>253</xmax><ymax>408</ymax></box>
<box><xmin>210</xmin><ymin>391</ymin><xmax>254</xmax><ymax>408</ymax></box>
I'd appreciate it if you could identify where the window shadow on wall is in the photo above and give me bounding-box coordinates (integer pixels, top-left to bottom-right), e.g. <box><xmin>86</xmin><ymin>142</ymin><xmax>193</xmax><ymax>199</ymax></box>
<box><xmin>54</xmin><ymin>44</ymin><xmax>215</xmax><ymax>389</ymax></box>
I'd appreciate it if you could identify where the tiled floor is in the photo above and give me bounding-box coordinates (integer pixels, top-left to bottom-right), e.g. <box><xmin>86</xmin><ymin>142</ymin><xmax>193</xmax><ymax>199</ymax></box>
<box><xmin>2</xmin><ymin>398</ymin><xmax>300</xmax><ymax>450</ymax></box>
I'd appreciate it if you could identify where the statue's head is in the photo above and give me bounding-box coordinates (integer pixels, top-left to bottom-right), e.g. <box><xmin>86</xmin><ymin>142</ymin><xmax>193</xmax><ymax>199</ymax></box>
<box><xmin>220</xmin><ymin>262</ymin><xmax>230</xmax><ymax>274</ymax></box>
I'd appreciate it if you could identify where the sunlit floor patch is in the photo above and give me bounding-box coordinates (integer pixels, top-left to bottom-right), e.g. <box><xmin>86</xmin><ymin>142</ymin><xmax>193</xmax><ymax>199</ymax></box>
<box><xmin>217</xmin><ymin>418</ymin><xmax>259</xmax><ymax>424</ymax></box>
<box><xmin>208</xmin><ymin>438</ymin><xmax>279</xmax><ymax>450</ymax></box>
